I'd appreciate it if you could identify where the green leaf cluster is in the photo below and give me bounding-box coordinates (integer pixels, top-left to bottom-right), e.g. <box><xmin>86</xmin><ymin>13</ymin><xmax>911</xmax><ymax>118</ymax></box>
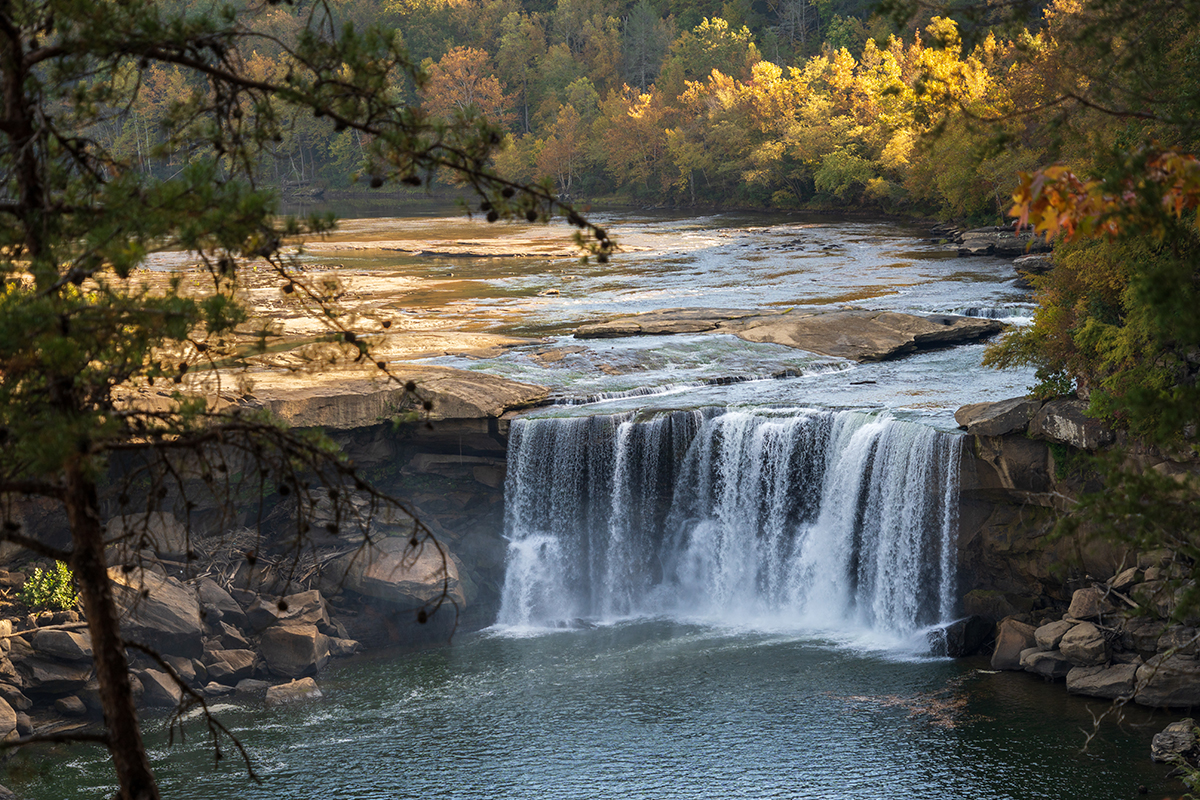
<box><xmin>18</xmin><ymin>561</ymin><xmax>79</xmax><ymax>612</ymax></box>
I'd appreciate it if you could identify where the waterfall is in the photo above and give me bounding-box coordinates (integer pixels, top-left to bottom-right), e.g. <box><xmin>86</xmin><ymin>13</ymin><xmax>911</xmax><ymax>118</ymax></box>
<box><xmin>496</xmin><ymin>408</ymin><xmax>961</xmax><ymax>638</ymax></box>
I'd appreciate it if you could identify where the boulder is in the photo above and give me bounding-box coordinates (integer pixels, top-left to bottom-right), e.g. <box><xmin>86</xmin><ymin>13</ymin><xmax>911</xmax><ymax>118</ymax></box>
<box><xmin>106</xmin><ymin>512</ymin><xmax>191</xmax><ymax>560</ymax></box>
<box><xmin>1059</xmin><ymin>622</ymin><xmax>1110</xmax><ymax>666</ymax></box>
<box><xmin>162</xmin><ymin>655</ymin><xmax>197</xmax><ymax>686</ymax></box>
<box><xmin>245</xmin><ymin>597</ymin><xmax>284</xmax><ymax>633</ymax></box>
<box><xmin>138</xmin><ymin>668</ymin><xmax>183</xmax><ymax>708</ymax></box>
<box><xmin>328</xmin><ymin>537</ymin><xmax>465</xmax><ymax>611</ymax></box>
<box><xmin>954</xmin><ymin>397</ymin><xmax>1044</xmax><ymax>437</ymax></box>
<box><xmin>991</xmin><ymin>618</ymin><xmax>1037</xmax><ymax>670</ymax></box>
<box><xmin>202</xmin><ymin>682</ymin><xmax>235</xmax><ymax>697</ymax></box>
<box><xmin>1066</xmin><ymin>664</ymin><xmax>1138</xmax><ymax>699</ymax></box>
<box><xmin>329</xmin><ymin>637</ymin><xmax>361</xmax><ymax>658</ymax></box>
<box><xmin>15</xmin><ymin>713</ymin><xmax>32</xmax><ymax>738</ymax></box>
<box><xmin>1135</xmin><ymin>655</ymin><xmax>1200</xmax><ymax>707</ymax></box>
<box><xmin>1035</xmin><ymin>620</ymin><xmax>1075</xmax><ymax>651</ymax></box>
<box><xmin>109</xmin><ymin>568</ymin><xmax>204</xmax><ymax>658</ymax></box>
<box><xmin>0</xmin><ymin>684</ymin><xmax>30</xmax><ymax>712</ymax></box>
<box><xmin>30</xmin><ymin>629</ymin><xmax>92</xmax><ymax>662</ymax></box>
<box><xmin>1152</xmin><ymin>719</ymin><xmax>1198</xmax><ymax>763</ymax></box>
<box><xmin>203</xmin><ymin>649</ymin><xmax>257</xmax><ymax>685</ymax></box>
<box><xmin>1012</xmin><ymin>253</ymin><xmax>1054</xmax><ymax>287</ymax></box>
<box><xmin>1157</xmin><ymin>626</ymin><xmax>1200</xmax><ymax>656</ymax></box>
<box><xmin>235</xmin><ymin>679</ymin><xmax>271</xmax><ymax>694</ymax></box>
<box><xmin>277</xmin><ymin>589</ymin><xmax>330</xmax><ymax>629</ymax></box>
<box><xmin>195</xmin><ymin>578</ymin><xmax>248</xmax><ymax>629</ymax></box>
<box><xmin>264</xmin><ymin>677</ymin><xmax>323</xmax><ymax>708</ymax></box>
<box><xmin>942</xmin><ymin>616</ymin><xmax>992</xmax><ymax>657</ymax></box>
<box><xmin>16</xmin><ymin>656</ymin><xmax>92</xmax><ymax>694</ymax></box>
<box><xmin>0</xmin><ymin>698</ymin><xmax>15</xmax><ymax>743</ymax></box>
<box><xmin>1109</xmin><ymin>566</ymin><xmax>1141</xmax><ymax>593</ymax></box>
<box><xmin>1131</xmin><ymin>580</ymin><xmax>1175</xmax><ymax>619</ymax></box>
<box><xmin>1028</xmin><ymin>399</ymin><xmax>1115</xmax><ymax>451</ymax></box>
<box><xmin>54</xmin><ymin>695</ymin><xmax>87</xmax><ymax>717</ymax></box>
<box><xmin>1066</xmin><ymin>587</ymin><xmax>1115</xmax><ymax>621</ymax></box>
<box><xmin>217</xmin><ymin>622</ymin><xmax>251</xmax><ymax>651</ymax></box>
<box><xmin>1021</xmin><ymin>648</ymin><xmax>1073</xmax><ymax>680</ymax></box>
<box><xmin>258</xmin><ymin>625</ymin><xmax>330</xmax><ymax>678</ymax></box>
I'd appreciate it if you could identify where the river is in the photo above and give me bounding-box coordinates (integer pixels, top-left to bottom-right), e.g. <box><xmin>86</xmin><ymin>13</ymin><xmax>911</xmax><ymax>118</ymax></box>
<box><xmin>10</xmin><ymin>208</ymin><xmax>1182</xmax><ymax>798</ymax></box>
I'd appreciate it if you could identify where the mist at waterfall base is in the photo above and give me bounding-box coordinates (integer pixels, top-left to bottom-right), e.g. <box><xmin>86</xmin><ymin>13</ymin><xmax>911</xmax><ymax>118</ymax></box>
<box><xmin>498</xmin><ymin>408</ymin><xmax>960</xmax><ymax>653</ymax></box>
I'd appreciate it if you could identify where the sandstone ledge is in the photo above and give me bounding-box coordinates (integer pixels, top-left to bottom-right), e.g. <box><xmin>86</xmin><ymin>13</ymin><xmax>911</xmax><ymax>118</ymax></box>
<box><xmin>125</xmin><ymin>364</ymin><xmax>549</xmax><ymax>430</ymax></box>
<box><xmin>576</xmin><ymin>308</ymin><xmax>1004</xmax><ymax>362</ymax></box>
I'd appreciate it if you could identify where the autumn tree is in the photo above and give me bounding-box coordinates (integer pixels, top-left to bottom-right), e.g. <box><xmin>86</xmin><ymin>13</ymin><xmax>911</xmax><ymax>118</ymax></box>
<box><xmin>0</xmin><ymin>2</ymin><xmax>611</xmax><ymax>799</ymax></box>
<box><xmin>422</xmin><ymin>46</ymin><xmax>516</xmax><ymax>127</ymax></box>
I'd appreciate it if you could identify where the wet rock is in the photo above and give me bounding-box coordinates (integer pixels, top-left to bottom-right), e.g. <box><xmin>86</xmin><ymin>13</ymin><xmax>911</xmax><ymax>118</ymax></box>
<box><xmin>259</xmin><ymin>625</ymin><xmax>330</xmax><ymax>678</ymax></box>
<box><xmin>329</xmin><ymin>637</ymin><xmax>361</xmax><ymax>658</ymax></box>
<box><xmin>1035</xmin><ymin>620</ymin><xmax>1074</xmax><ymax>651</ymax></box>
<box><xmin>1021</xmin><ymin>647</ymin><xmax>1073</xmax><ymax>680</ymax></box>
<box><xmin>1152</xmin><ymin>719</ymin><xmax>1197</xmax><ymax>763</ymax></box>
<box><xmin>265</xmin><ymin>677</ymin><xmax>323</xmax><ymax>708</ymax></box>
<box><xmin>576</xmin><ymin>307</ymin><xmax>756</xmax><ymax>338</ymax></box>
<box><xmin>942</xmin><ymin>616</ymin><xmax>992</xmax><ymax>657</ymax></box>
<box><xmin>54</xmin><ymin>695</ymin><xmax>87</xmax><ymax>717</ymax></box>
<box><xmin>235</xmin><ymin>678</ymin><xmax>271</xmax><ymax>694</ymax></box>
<box><xmin>955</xmin><ymin>397</ymin><xmax>1044</xmax><ymax>437</ymax></box>
<box><xmin>202</xmin><ymin>682</ymin><xmax>235</xmax><ymax>697</ymax></box>
<box><xmin>1066</xmin><ymin>588</ymin><xmax>1116</xmax><ymax>621</ymax></box>
<box><xmin>1059</xmin><ymin>622</ymin><xmax>1110</xmax><ymax>666</ymax></box>
<box><xmin>108</xmin><ymin>568</ymin><xmax>203</xmax><ymax>658</ymax></box>
<box><xmin>1135</xmin><ymin>655</ymin><xmax>1200</xmax><ymax>707</ymax></box>
<box><xmin>1066</xmin><ymin>664</ymin><xmax>1137</xmax><ymax>699</ymax></box>
<box><xmin>992</xmin><ymin>618</ymin><xmax>1037</xmax><ymax>670</ymax></box>
<box><xmin>1028</xmin><ymin>399</ymin><xmax>1115</xmax><ymax>451</ymax></box>
<box><xmin>138</xmin><ymin>668</ymin><xmax>183</xmax><ymax>708</ymax></box>
<box><xmin>30</xmin><ymin>629</ymin><xmax>92</xmax><ymax>662</ymax></box>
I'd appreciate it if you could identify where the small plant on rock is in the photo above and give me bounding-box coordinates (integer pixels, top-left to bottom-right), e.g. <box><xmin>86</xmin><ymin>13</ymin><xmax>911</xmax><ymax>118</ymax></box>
<box><xmin>18</xmin><ymin>561</ymin><xmax>78</xmax><ymax>611</ymax></box>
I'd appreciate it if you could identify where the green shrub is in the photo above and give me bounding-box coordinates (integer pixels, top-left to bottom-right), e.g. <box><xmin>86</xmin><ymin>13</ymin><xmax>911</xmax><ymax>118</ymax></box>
<box><xmin>19</xmin><ymin>561</ymin><xmax>78</xmax><ymax>611</ymax></box>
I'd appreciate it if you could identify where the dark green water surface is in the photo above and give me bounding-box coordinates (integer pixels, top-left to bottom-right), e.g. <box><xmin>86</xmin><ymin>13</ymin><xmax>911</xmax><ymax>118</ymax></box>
<box><xmin>10</xmin><ymin>620</ymin><xmax>1182</xmax><ymax>799</ymax></box>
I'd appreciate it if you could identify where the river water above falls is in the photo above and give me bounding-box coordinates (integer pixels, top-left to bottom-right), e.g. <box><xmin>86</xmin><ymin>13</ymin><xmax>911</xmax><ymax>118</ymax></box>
<box><xmin>15</xmin><ymin>210</ymin><xmax>1180</xmax><ymax>798</ymax></box>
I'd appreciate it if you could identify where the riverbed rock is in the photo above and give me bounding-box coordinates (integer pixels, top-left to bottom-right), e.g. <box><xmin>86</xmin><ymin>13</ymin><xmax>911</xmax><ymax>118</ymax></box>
<box><xmin>30</xmin><ymin>629</ymin><xmax>92</xmax><ymax>662</ymax></box>
<box><xmin>1135</xmin><ymin>655</ymin><xmax>1200</xmax><ymax>707</ymax></box>
<box><xmin>1012</xmin><ymin>253</ymin><xmax>1054</xmax><ymax>289</ymax></box>
<box><xmin>327</xmin><ymin>536</ymin><xmax>465</xmax><ymax>611</ymax></box>
<box><xmin>264</xmin><ymin>677</ymin><xmax>323</xmax><ymax>708</ymax></box>
<box><xmin>108</xmin><ymin>568</ymin><xmax>204</xmax><ymax>658</ymax></box>
<box><xmin>1109</xmin><ymin>566</ymin><xmax>1142</xmax><ymax>593</ymax></box>
<box><xmin>1021</xmin><ymin>647</ymin><xmax>1074</xmax><ymax>680</ymax></box>
<box><xmin>575</xmin><ymin>307</ymin><xmax>758</xmax><ymax>338</ymax></box>
<box><xmin>1059</xmin><ymin>622</ymin><xmax>1110</xmax><ymax>666</ymax></box>
<box><xmin>240</xmin><ymin>365</ymin><xmax>549</xmax><ymax>429</ymax></box>
<box><xmin>259</xmin><ymin>624</ymin><xmax>329</xmax><ymax>678</ymax></box>
<box><xmin>955</xmin><ymin>397</ymin><xmax>1044</xmax><ymax>437</ymax></box>
<box><xmin>1152</xmin><ymin>719</ymin><xmax>1198</xmax><ymax>763</ymax></box>
<box><xmin>1028</xmin><ymin>399</ymin><xmax>1115</xmax><ymax>451</ymax></box>
<box><xmin>957</xmin><ymin>226</ymin><xmax>1051</xmax><ymax>257</ymax></box>
<box><xmin>1035</xmin><ymin>620</ymin><xmax>1074</xmax><ymax>651</ymax></box>
<box><xmin>277</xmin><ymin>589</ymin><xmax>331</xmax><ymax>629</ymax></box>
<box><xmin>1066</xmin><ymin>664</ymin><xmax>1138</xmax><ymax>699</ymax></box>
<box><xmin>728</xmin><ymin>310</ymin><xmax>1003</xmax><ymax>362</ymax></box>
<box><xmin>0</xmin><ymin>684</ymin><xmax>30</xmax><ymax>712</ymax></box>
<box><xmin>992</xmin><ymin>618</ymin><xmax>1038</xmax><ymax>670</ymax></box>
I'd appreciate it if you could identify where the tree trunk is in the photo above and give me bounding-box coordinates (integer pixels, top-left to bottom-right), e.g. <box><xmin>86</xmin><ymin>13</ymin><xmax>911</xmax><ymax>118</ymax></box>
<box><xmin>65</xmin><ymin>461</ymin><xmax>161</xmax><ymax>800</ymax></box>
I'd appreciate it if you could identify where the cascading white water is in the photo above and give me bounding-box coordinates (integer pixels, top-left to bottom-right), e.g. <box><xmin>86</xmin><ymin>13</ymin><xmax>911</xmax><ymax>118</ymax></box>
<box><xmin>496</xmin><ymin>407</ymin><xmax>961</xmax><ymax>639</ymax></box>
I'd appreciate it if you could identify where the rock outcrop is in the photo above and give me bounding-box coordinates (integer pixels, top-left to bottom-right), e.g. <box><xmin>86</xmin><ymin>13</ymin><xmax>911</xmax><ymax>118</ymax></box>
<box><xmin>576</xmin><ymin>308</ymin><xmax>1003</xmax><ymax>362</ymax></box>
<box><xmin>956</xmin><ymin>226</ymin><xmax>1051</xmax><ymax>257</ymax></box>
